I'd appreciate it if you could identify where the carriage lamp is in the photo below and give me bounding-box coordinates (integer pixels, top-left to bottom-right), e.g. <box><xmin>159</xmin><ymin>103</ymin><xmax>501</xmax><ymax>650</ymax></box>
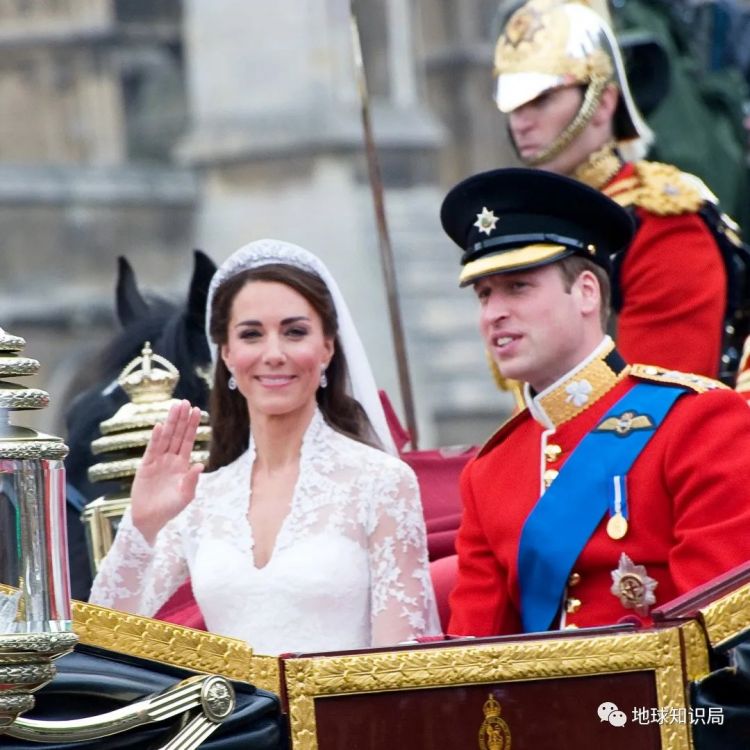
<box><xmin>83</xmin><ymin>342</ymin><xmax>210</xmax><ymax>570</ymax></box>
<box><xmin>0</xmin><ymin>326</ymin><xmax>77</xmax><ymax>729</ymax></box>
<box><xmin>0</xmin><ymin>327</ymin><xmax>72</xmax><ymax>634</ymax></box>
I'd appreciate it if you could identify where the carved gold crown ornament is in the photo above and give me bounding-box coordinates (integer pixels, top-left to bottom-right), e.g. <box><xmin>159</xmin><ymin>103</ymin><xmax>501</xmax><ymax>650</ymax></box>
<box><xmin>82</xmin><ymin>342</ymin><xmax>211</xmax><ymax>571</ymax></box>
<box><xmin>0</xmin><ymin>327</ymin><xmax>78</xmax><ymax>731</ymax></box>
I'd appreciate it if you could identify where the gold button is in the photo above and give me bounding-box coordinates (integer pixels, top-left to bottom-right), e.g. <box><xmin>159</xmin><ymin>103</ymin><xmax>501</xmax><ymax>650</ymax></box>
<box><xmin>565</xmin><ymin>597</ymin><xmax>582</xmax><ymax>614</ymax></box>
<box><xmin>544</xmin><ymin>444</ymin><xmax>562</xmax><ymax>462</ymax></box>
<box><xmin>543</xmin><ymin>469</ymin><xmax>559</xmax><ymax>488</ymax></box>
<box><xmin>564</xmin><ymin>624</ymin><xmax>579</xmax><ymax>630</ymax></box>
<box><xmin>568</xmin><ymin>572</ymin><xmax>581</xmax><ymax>587</ymax></box>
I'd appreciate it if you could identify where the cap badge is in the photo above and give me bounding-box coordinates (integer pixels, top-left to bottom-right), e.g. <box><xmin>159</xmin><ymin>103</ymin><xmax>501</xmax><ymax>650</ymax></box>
<box><xmin>564</xmin><ymin>379</ymin><xmax>592</xmax><ymax>407</ymax></box>
<box><xmin>610</xmin><ymin>553</ymin><xmax>658</xmax><ymax>616</ymax></box>
<box><xmin>474</xmin><ymin>207</ymin><xmax>499</xmax><ymax>236</ymax></box>
<box><xmin>595</xmin><ymin>410</ymin><xmax>654</xmax><ymax>437</ymax></box>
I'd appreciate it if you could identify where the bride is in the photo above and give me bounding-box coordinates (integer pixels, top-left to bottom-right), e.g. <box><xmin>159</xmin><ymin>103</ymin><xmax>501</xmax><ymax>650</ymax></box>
<box><xmin>90</xmin><ymin>238</ymin><xmax>440</xmax><ymax>654</ymax></box>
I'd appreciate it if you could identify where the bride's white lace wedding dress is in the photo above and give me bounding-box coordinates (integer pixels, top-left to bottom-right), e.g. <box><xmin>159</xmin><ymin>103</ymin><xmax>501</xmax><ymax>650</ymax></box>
<box><xmin>90</xmin><ymin>410</ymin><xmax>440</xmax><ymax>655</ymax></box>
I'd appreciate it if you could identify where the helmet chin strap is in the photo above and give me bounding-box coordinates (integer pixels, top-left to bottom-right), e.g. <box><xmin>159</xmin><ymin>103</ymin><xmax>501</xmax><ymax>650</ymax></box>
<box><xmin>511</xmin><ymin>76</ymin><xmax>608</xmax><ymax>167</ymax></box>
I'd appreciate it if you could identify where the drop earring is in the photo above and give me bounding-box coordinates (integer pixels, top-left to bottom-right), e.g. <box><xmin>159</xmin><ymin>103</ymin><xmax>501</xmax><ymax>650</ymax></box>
<box><xmin>228</xmin><ymin>372</ymin><xmax>237</xmax><ymax>390</ymax></box>
<box><xmin>319</xmin><ymin>365</ymin><xmax>328</xmax><ymax>389</ymax></box>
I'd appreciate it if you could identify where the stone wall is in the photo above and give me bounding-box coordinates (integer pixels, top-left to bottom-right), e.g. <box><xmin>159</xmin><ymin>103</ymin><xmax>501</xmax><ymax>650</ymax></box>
<box><xmin>1</xmin><ymin>0</ymin><xmax>519</xmax><ymax>447</ymax></box>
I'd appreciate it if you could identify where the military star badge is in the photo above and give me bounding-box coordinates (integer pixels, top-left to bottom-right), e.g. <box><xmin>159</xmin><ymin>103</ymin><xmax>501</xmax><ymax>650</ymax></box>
<box><xmin>610</xmin><ymin>553</ymin><xmax>658</xmax><ymax>616</ymax></box>
<box><xmin>474</xmin><ymin>207</ymin><xmax>499</xmax><ymax>236</ymax></box>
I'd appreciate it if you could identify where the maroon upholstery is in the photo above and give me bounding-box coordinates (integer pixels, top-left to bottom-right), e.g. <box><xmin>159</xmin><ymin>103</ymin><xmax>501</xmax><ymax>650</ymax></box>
<box><xmin>379</xmin><ymin>390</ymin><xmax>474</xmax><ymax>560</ymax></box>
<box><xmin>153</xmin><ymin>579</ymin><xmax>206</xmax><ymax>631</ymax></box>
<box><xmin>430</xmin><ymin>554</ymin><xmax>458</xmax><ymax>631</ymax></box>
<box><xmin>424</xmin><ymin>513</ymin><xmax>462</xmax><ymax>561</ymax></box>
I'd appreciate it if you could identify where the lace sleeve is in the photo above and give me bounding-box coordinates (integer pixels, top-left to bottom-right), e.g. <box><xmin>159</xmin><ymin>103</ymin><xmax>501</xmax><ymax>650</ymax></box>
<box><xmin>88</xmin><ymin>506</ymin><xmax>189</xmax><ymax>617</ymax></box>
<box><xmin>368</xmin><ymin>459</ymin><xmax>441</xmax><ymax>646</ymax></box>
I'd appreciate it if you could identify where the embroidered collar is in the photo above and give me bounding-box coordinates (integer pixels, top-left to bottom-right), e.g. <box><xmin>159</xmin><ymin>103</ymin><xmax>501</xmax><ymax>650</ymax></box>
<box><xmin>573</xmin><ymin>140</ymin><xmax>624</xmax><ymax>190</ymax></box>
<box><xmin>525</xmin><ymin>337</ymin><xmax>630</xmax><ymax>429</ymax></box>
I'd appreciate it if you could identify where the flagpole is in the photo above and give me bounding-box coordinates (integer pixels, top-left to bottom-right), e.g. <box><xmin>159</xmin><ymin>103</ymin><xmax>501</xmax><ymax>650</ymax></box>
<box><xmin>349</xmin><ymin>7</ymin><xmax>420</xmax><ymax>449</ymax></box>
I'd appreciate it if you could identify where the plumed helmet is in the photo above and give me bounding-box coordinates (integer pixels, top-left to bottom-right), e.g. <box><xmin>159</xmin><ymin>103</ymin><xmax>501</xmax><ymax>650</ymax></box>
<box><xmin>493</xmin><ymin>0</ymin><xmax>653</xmax><ymax>164</ymax></box>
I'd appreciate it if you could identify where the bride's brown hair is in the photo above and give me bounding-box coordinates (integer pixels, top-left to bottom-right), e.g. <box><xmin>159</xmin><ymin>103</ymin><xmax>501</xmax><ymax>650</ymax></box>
<box><xmin>206</xmin><ymin>264</ymin><xmax>380</xmax><ymax>470</ymax></box>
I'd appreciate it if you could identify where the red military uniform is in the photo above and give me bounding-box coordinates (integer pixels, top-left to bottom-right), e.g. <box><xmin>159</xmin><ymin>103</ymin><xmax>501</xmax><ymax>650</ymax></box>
<box><xmin>602</xmin><ymin>161</ymin><xmax>727</xmax><ymax>378</ymax></box>
<box><xmin>448</xmin><ymin>339</ymin><xmax>750</xmax><ymax>636</ymax></box>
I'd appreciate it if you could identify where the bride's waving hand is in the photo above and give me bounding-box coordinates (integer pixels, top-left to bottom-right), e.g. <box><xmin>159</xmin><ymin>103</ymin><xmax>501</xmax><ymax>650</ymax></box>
<box><xmin>130</xmin><ymin>400</ymin><xmax>204</xmax><ymax>545</ymax></box>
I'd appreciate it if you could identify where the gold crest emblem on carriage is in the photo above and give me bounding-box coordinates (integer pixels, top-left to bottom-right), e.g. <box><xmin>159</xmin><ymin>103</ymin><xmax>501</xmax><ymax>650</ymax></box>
<box><xmin>478</xmin><ymin>693</ymin><xmax>511</xmax><ymax>750</ymax></box>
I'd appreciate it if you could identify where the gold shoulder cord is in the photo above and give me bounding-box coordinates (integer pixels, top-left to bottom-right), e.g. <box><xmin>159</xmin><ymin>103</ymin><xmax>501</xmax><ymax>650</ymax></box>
<box><xmin>634</xmin><ymin>161</ymin><xmax>704</xmax><ymax>214</ymax></box>
<box><xmin>606</xmin><ymin>161</ymin><xmax>704</xmax><ymax>216</ymax></box>
<box><xmin>573</xmin><ymin>140</ymin><xmax>622</xmax><ymax>190</ymax></box>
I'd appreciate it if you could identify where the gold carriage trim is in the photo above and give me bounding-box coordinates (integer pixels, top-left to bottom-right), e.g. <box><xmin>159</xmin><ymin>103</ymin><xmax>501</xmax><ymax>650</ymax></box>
<box><xmin>697</xmin><ymin>580</ymin><xmax>750</xmax><ymax>651</ymax></box>
<box><xmin>0</xmin><ymin>586</ymin><xmax>279</xmax><ymax>695</ymax></box>
<box><xmin>71</xmin><ymin>599</ymin><xmax>281</xmax><ymax>695</ymax></box>
<box><xmin>680</xmin><ymin>619</ymin><xmax>711</xmax><ymax>682</ymax></box>
<box><xmin>282</xmin><ymin>626</ymin><xmax>698</xmax><ymax>750</ymax></box>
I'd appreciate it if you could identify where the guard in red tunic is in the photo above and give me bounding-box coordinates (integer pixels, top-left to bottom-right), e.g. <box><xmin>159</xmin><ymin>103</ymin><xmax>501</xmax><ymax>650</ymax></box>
<box><xmin>440</xmin><ymin>167</ymin><xmax>750</xmax><ymax>636</ymax></box>
<box><xmin>492</xmin><ymin>0</ymin><xmax>748</xmax><ymax>381</ymax></box>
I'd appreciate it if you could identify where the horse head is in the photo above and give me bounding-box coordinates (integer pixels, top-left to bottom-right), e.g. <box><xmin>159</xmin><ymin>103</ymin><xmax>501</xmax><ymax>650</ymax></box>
<box><xmin>64</xmin><ymin>249</ymin><xmax>217</xmax><ymax>502</ymax></box>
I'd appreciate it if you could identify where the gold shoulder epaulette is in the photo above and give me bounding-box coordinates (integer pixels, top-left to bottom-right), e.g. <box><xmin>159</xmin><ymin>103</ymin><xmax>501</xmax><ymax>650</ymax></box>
<box><xmin>630</xmin><ymin>364</ymin><xmax>728</xmax><ymax>393</ymax></box>
<box><xmin>477</xmin><ymin>409</ymin><xmax>529</xmax><ymax>458</ymax></box>
<box><xmin>604</xmin><ymin>161</ymin><xmax>708</xmax><ymax>216</ymax></box>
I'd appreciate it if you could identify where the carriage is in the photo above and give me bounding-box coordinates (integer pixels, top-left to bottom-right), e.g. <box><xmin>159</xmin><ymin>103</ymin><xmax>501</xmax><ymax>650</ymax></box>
<box><xmin>2</xmin><ymin>297</ymin><xmax>750</xmax><ymax>749</ymax></box>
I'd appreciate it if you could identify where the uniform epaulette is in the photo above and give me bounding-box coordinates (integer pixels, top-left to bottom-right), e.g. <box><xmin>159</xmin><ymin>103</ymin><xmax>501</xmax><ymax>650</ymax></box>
<box><xmin>604</xmin><ymin>161</ymin><xmax>709</xmax><ymax>216</ymax></box>
<box><xmin>477</xmin><ymin>408</ymin><xmax>529</xmax><ymax>458</ymax></box>
<box><xmin>630</xmin><ymin>364</ymin><xmax>728</xmax><ymax>393</ymax></box>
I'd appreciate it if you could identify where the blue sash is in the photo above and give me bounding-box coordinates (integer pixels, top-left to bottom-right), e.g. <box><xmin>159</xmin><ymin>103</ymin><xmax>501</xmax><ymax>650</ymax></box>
<box><xmin>518</xmin><ymin>382</ymin><xmax>686</xmax><ymax>632</ymax></box>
